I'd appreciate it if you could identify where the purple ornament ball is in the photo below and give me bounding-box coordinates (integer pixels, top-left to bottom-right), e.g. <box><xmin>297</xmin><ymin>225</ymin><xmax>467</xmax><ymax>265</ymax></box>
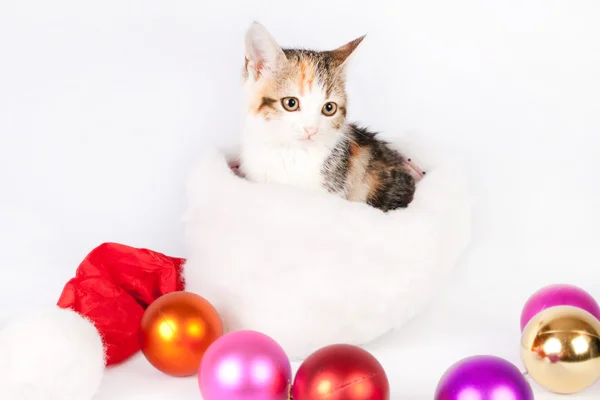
<box><xmin>435</xmin><ymin>355</ymin><xmax>533</xmax><ymax>400</ymax></box>
<box><xmin>198</xmin><ymin>330</ymin><xmax>292</xmax><ymax>400</ymax></box>
<box><xmin>520</xmin><ymin>283</ymin><xmax>600</xmax><ymax>331</ymax></box>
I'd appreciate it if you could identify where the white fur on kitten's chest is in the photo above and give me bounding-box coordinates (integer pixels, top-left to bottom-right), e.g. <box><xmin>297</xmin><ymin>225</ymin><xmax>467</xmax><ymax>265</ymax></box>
<box><xmin>240</xmin><ymin>110</ymin><xmax>342</xmax><ymax>192</ymax></box>
<box><xmin>240</xmin><ymin>142</ymin><xmax>332</xmax><ymax>193</ymax></box>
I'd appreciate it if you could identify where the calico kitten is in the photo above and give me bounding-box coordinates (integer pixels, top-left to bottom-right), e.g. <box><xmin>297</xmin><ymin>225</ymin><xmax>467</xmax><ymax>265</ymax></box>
<box><xmin>239</xmin><ymin>22</ymin><xmax>418</xmax><ymax>212</ymax></box>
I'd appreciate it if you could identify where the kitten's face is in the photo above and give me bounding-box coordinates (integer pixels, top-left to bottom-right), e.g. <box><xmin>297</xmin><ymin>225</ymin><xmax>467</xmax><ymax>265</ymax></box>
<box><xmin>242</xmin><ymin>23</ymin><xmax>364</xmax><ymax>148</ymax></box>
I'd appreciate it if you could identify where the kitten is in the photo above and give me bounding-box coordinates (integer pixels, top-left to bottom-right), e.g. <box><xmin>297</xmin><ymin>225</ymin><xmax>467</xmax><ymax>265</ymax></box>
<box><xmin>239</xmin><ymin>22</ymin><xmax>418</xmax><ymax>212</ymax></box>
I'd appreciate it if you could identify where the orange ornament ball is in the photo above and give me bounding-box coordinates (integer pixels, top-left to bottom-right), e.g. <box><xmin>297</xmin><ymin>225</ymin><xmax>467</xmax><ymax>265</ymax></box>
<box><xmin>139</xmin><ymin>291</ymin><xmax>223</xmax><ymax>377</ymax></box>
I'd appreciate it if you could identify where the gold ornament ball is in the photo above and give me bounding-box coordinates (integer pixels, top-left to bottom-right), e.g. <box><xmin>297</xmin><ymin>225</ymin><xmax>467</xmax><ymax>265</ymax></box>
<box><xmin>520</xmin><ymin>305</ymin><xmax>600</xmax><ymax>394</ymax></box>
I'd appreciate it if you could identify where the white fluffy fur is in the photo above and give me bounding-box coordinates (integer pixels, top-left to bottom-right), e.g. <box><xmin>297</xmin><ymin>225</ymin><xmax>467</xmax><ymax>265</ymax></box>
<box><xmin>0</xmin><ymin>307</ymin><xmax>105</xmax><ymax>400</ymax></box>
<box><xmin>240</xmin><ymin>22</ymin><xmax>349</xmax><ymax>193</ymax></box>
<box><xmin>182</xmin><ymin>134</ymin><xmax>471</xmax><ymax>360</ymax></box>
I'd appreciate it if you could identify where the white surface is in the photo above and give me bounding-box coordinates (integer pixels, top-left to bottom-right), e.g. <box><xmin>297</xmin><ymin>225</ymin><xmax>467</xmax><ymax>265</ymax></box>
<box><xmin>1</xmin><ymin>0</ymin><xmax>599</xmax><ymax>398</ymax></box>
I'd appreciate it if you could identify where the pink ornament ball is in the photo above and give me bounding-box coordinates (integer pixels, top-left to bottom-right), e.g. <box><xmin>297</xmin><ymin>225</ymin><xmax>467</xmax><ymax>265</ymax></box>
<box><xmin>198</xmin><ymin>330</ymin><xmax>292</xmax><ymax>400</ymax></box>
<box><xmin>520</xmin><ymin>283</ymin><xmax>600</xmax><ymax>331</ymax></box>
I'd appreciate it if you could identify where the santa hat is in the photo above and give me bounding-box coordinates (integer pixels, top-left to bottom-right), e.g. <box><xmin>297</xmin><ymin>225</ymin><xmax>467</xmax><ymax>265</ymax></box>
<box><xmin>0</xmin><ymin>242</ymin><xmax>186</xmax><ymax>400</ymax></box>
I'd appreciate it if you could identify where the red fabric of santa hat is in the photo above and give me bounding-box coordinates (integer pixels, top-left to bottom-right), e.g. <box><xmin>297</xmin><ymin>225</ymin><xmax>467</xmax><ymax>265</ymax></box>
<box><xmin>0</xmin><ymin>242</ymin><xmax>186</xmax><ymax>400</ymax></box>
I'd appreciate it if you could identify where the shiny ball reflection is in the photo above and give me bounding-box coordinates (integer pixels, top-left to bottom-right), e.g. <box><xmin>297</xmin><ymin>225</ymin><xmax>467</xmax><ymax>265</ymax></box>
<box><xmin>520</xmin><ymin>305</ymin><xmax>600</xmax><ymax>394</ymax></box>
<box><xmin>291</xmin><ymin>344</ymin><xmax>390</xmax><ymax>400</ymax></box>
<box><xmin>198</xmin><ymin>330</ymin><xmax>292</xmax><ymax>400</ymax></box>
<box><xmin>139</xmin><ymin>291</ymin><xmax>223</xmax><ymax>377</ymax></box>
<box><xmin>520</xmin><ymin>284</ymin><xmax>600</xmax><ymax>331</ymax></box>
<box><xmin>434</xmin><ymin>355</ymin><xmax>533</xmax><ymax>400</ymax></box>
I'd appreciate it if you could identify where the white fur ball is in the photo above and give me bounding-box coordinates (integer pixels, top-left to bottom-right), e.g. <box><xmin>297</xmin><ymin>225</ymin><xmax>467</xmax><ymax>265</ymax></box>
<box><xmin>0</xmin><ymin>306</ymin><xmax>105</xmax><ymax>400</ymax></box>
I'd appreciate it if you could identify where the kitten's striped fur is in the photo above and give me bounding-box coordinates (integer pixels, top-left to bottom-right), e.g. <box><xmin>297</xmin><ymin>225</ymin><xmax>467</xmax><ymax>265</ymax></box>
<box><xmin>240</xmin><ymin>22</ymin><xmax>416</xmax><ymax>212</ymax></box>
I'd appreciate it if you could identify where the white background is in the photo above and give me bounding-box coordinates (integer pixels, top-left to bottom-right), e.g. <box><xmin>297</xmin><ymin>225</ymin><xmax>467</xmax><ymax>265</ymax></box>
<box><xmin>1</xmin><ymin>0</ymin><xmax>600</xmax><ymax>398</ymax></box>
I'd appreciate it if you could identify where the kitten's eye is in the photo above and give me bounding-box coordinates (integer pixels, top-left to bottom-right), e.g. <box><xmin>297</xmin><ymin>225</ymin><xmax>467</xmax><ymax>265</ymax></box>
<box><xmin>322</xmin><ymin>102</ymin><xmax>338</xmax><ymax>117</ymax></box>
<box><xmin>281</xmin><ymin>97</ymin><xmax>300</xmax><ymax>112</ymax></box>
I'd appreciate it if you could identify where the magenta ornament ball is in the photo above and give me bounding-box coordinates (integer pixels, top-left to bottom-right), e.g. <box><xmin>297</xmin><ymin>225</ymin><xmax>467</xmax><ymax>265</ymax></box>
<box><xmin>520</xmin><ymin>283</ymin><xmax>600</xmax><ymax>331</ymax></box>
<box><xmin>434</xmin><ymin>355</ymin><xmax>533</xmax><ymax>400</ymax></box>
<box><xmin>198</xmin><ymin>330</ymin><xmax>292</xmax><ymax>400</ymax></box>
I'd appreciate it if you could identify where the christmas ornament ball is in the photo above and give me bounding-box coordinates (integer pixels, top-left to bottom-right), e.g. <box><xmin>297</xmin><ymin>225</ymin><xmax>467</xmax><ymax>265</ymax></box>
<box><xmin>434</xmin><ymin>355</ymin><xmax>533</xmax><ymax>400</ymax></box>
<box><xmin>291</xmin><ymin>344</ymin><xmax>390</xmax><ymax>400</ymax></box>
<box><xmin>198</xmin><ymin>330</ymin><xmax>292</xmax><ymax>400</ymax></box>
<box><xmin>521</xmin><ymin>305</ymin><xmax>600</xmax><ymax>394</ymax></box>
<box><xmin>139</xmin><ymin>291</ymin><xmax>223</xmax><ymax>377</ymax></box>
<box><xmin>520</xmin><ymin>283</ymin><xmax>600</xmax><ymax>331</ymax></box>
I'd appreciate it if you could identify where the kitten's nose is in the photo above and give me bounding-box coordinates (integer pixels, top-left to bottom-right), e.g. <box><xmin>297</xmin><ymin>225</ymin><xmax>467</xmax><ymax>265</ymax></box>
<box><xmin>304</xmin><ymin>127</ymin><xmax>318</xmax><ymax>137</ymax></box>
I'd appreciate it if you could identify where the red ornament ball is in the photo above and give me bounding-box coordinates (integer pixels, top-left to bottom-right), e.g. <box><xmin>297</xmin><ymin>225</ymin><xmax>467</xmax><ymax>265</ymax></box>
<box><xmin>291</xmin><ymin>344</ymin><xmax>390</xmax><ymax>400</ymax></box>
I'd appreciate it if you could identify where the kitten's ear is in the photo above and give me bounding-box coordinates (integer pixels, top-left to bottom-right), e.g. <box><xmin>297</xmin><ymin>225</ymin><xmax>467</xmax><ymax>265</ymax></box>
<box><xmin>244</xmin><ymin>22</ymin><xmax>286</xmax><ymax>80</ymax></box>
<box><xmin>330</xmin><ymin>34</ymin><xmax>366</xmax><ymax>68</ymax></box>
